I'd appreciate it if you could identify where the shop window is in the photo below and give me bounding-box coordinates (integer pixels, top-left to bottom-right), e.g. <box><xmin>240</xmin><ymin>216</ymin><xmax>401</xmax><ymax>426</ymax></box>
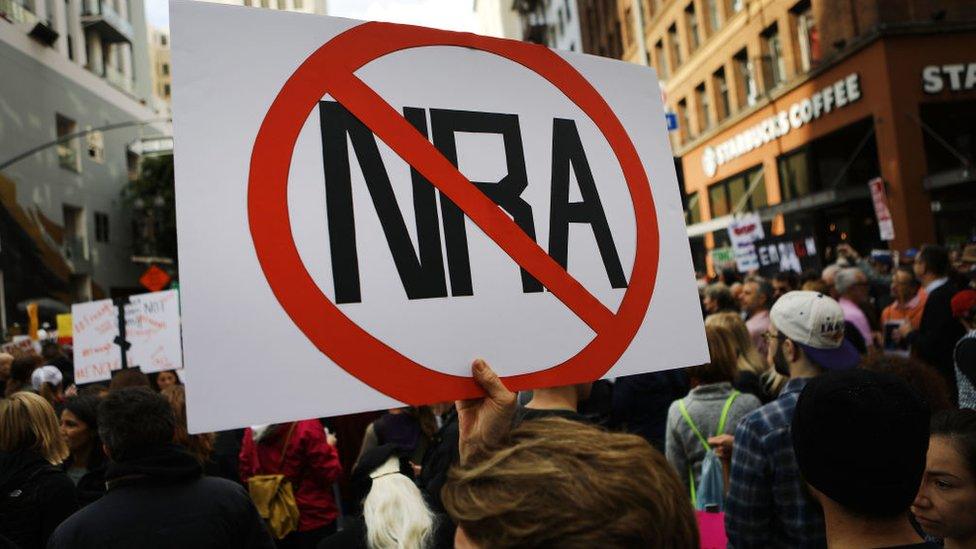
<box><xmin>696</xmin><ymin>82</ymin><xmax>712</xmax><ymax>131</ymax></box>
<box><xmin>713</xmin><ymin>67</ymin><xmax>731</xmax><ymax>120</ymax></box>
<box><xmin>668</xmin><ymin>23</ymin><xmax>682</xmax><ymax>68</ymax></box>
<box><xmin>708</xmin><ymin>165</ymin><xmax>767</xmax><ymax>218</ymax></box>
<box><xmin>761</xmin><ymin>23</ymin><xmax>786</xmax><ymax>90</ymax></box>
<box><xmin>685</xmin><ymin>191</ymin><xmax>702</xmax><ymax>225</ymax></box>
<box><xmin>777</xmin><ymin>118</ymin><xmax>879</xmax><ymax>201</ymax></box>
<box><xmin>706</xmin><ymin>0</ymin><xmax>720</xmax><ymax>33</ymax></box>
<box><xmin>920</xmin><ymin>100</ymin><xmax>976</xmax><ymax>176</ymax></box>
<box><xmin>655</xmin><ymin>39</ymin><xmax>669</xmax><ymax>79</ymax></box>
<box><xmin>792</xmin><ymin>0</ymin><xmax>819</xmax><ymax>72</ymax></box>
<box><xmin>56</xmin><ymin>113</ymin><xmax>80</xmax><ymax>172</ymax></box>
<box><xmin>685</xmin><ymin>3</ymin><xmax>700</xmax><ymax>53</ymax></box>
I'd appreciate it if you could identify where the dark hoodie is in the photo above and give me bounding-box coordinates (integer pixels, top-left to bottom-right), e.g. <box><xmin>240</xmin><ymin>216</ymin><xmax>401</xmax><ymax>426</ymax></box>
<box><xmin>47</xmin><ymin>444</ymin><xmax>274</xmax><ymax>549</ymax></box>
<box><xmin>0</xmin><ymin>450</ymin><xmax>77</xmax><ymax>549</ymax></box>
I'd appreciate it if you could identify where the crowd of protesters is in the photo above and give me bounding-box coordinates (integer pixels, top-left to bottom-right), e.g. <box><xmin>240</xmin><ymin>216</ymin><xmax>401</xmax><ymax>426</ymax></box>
<box><xmin>0</xmin><ymin>243</ymin><xmax>975</xmax><ymax>548</ymax></box>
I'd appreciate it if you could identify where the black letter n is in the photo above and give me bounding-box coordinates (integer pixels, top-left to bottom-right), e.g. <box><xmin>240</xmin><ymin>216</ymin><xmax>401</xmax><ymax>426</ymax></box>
<box><xmin>319</xmin><ymin>101</ymin><xmax>447</xmax><ymax>304</ymax></box>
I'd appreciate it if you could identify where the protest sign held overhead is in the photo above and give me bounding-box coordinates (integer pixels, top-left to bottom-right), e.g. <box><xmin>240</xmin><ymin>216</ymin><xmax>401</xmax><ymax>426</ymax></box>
<box><xmin>171</xmin><ymin>0</ymin><xmax>707</xmax><ymax>432</ymax></box>
<box><xmin>125</xmin><ymin>290</ymin><xmax>183</xmax><ymax>374</ymax></box>
<box><xmin>72</xmin><ymin>299</ymin><xmax>122</xmax><ymax>384</ymax></box>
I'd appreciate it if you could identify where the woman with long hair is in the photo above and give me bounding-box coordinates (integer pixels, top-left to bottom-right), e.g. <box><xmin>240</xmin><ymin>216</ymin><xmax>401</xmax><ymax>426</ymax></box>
<box><xmin>0</xmin><ymin>392</ymin><xmax>77</xmax><ymax>548</ymax></box>
<box><xmin>60</xmin><ymin>395</ymin><xmax>108</xmax><ymax>506</ymax></box>
<box><xmin>161</xmin><ymin>385</ymin><xmax>217</xmax><ymax>472</ymax></box>
<box><xmin>706</xmin><ymin>311</ymin><xmax>785</xmax><ymax>402</ymax></box>
<box><xmin>665</xmin><ymin>325</ymin><xmax>761</xmax><ymax>503</ymax></box>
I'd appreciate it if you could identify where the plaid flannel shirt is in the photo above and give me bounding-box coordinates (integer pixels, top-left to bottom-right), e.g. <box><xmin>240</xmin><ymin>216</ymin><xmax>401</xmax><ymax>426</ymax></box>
<box><xmin>724</xmin><ymin>377</ymin><xmax>826</xmax><ymax>548</ymax></box>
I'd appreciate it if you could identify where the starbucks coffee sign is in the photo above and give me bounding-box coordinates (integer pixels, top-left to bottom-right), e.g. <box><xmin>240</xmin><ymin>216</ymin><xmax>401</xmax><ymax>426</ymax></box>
<box><xmin>701</xmin><ymin>73</ymin><xmax>862</xmax><ymax>178</ymax></box>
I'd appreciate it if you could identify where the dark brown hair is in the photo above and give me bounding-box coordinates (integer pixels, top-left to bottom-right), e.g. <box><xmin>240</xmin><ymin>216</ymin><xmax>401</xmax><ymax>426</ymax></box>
<box><xmin>860</xmin><ymin>354</ymin><xmax>952</xmax><ymax>412</ymax></box>
<box><xmin>687</xmin><ymin>325</ymin><xmax>739</xmax><ymax>385</ymax></box>
<box><xmin>161</xmin><ymin>385</ymin><xmax>215</xmax><ymax>466</ymax></box>
<box><xmin>108</xmin><ymin>367</ymin><xmax>151</xmax><ymax>392</ymax></box>
<box><xmin>442</xmin><ymin>417</ymin><xmax>698</xmax><ymax>548</ymax></box>
<box><xmin>3</xmin><ymin>353</ymin><xmax>42</xmax><ymax>397</ymax></box>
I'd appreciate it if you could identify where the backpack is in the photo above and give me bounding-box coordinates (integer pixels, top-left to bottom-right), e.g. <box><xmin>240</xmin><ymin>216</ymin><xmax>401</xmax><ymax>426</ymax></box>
<box><xmin>678</xmin><ymin>391</ymin><xmax>739</xmax><ymax>511</ymax></box>
<box><xmin>247</xmin><ymin>423</ymin><xmax>300</xmax><ymax>539</ymax></box>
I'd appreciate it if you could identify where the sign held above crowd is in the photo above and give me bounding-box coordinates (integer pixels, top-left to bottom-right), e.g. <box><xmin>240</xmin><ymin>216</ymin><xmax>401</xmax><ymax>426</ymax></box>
<box><xmin>171</xmin><ymin>0</ymin><xmax>707</xmax><ymax>433</ymax></box>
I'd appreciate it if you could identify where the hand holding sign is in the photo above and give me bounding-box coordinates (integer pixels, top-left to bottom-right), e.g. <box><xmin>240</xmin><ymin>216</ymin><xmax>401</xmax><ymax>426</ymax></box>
<box><xmin>456</xmin><ymin>359</ymin><xmax>517</xmax><ymax>464</ymax></box>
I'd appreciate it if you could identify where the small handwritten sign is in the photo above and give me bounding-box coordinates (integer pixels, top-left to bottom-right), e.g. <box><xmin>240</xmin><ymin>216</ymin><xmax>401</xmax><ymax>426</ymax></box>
<box><xmin>72</xmin><ymin>299</ymin><xmax>122</xmax><ymax>384</ymax></box>
<box><xmin>126</xmin><ymin>290</ymin><xmax>183</xmax><ymax>374</ymax></box>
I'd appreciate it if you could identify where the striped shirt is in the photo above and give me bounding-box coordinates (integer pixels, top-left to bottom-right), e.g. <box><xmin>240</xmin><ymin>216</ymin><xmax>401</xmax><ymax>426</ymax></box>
<box><xmin>724</xmin><ymin>377</ymin><xmax>826</xmax><ymax>548</ymax></box>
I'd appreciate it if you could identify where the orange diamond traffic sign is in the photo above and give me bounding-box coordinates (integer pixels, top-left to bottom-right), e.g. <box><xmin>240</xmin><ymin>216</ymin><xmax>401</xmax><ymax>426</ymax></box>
<box><xmin>139</xmin><ymin>265</ymin><xmax>172</xmax><ymax>292</ymax></box>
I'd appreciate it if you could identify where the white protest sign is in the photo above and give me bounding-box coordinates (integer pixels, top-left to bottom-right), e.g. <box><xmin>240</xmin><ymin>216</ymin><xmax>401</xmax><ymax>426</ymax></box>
<box><xmin>171</xmin><ymin>1</ymin><xmax>707</xmax><ymax>432</ymax></box>
<box><xmin>868</xmin><ymin>177</ymin><xmax>895</xmax><ymax>241</ymax></box>
<box><xmin>727</xmin><ymin>213</ymin><xmax>764</xmax><ymax>273</ymax></box>
<box><xmin>71</xmin><ymin>299</ymin><xmax>122</xmax><ymax>384</ymax></box>
<box><xmin>125</xmin><ymin>290</ymin><xmax>183</xmax><ymax>373</ymax></box>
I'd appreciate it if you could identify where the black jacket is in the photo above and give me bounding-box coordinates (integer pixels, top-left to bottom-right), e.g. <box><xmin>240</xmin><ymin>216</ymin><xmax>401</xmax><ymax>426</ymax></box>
<box><xmin>610</xmin><ymin>370</ymin><xmax>690</xmax><ymax>451</ymax></box>
<box><xmin>0</xmin><ymin>450</ymin><xmax>77</xmax><ymax>549</ymax></box>
<box><xmin>47</xmin><ymin>444</ymin><xmax>274</xmax><ymax>549</ymax></box>
<box><xmin>62</xmin><ymin>452</ymin><xmax>108</xmax><ymax>508</ymax></box>
<box><xmin>915</xmin><ymin>281</ymin><xmax>966</xmax><ymax>378</ymax></box>
<box><xmin>416</xmin><ymin>411</ymin><xmax>458</xmax><ymax>515</ymax></box>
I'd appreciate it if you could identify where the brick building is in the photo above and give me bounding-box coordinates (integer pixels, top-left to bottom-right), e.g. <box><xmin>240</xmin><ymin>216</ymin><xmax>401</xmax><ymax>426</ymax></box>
<box><xmin>617</xmin><ymin>0</ymin><xmax>976</xmax><ymax>272</ymax></box>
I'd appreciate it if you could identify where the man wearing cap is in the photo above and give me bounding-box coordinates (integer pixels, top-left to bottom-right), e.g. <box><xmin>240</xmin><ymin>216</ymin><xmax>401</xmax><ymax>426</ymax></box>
<box><xmin>791</xmin><ymin>369</ymin><xmax>935</xmax><ymax>548</ymax></box>
<box><xmin>951</xmin><ymin>289</ymin><xmax>976</xmax><ymax>409</ymax></box>
<box><xmin>724</xmin><ymin>291</ymin><xmax>859</xmax><ymax>548</ymax></box>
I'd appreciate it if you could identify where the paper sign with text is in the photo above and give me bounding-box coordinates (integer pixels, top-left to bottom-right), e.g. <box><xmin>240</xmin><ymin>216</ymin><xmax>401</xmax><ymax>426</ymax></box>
<box><xmin>171</xmin><ymin>1</ymin><xmax>707</xmax><ymax>432</ymax></box>
<box><xmin>71</xmin><ymin>300</ymin><xmax>122</xmax><ymax>384</ymax></box>
<box><xmin>125</xmin><ymin>290</ymin><xmax>183</xmax><ymax>374</ymax></box>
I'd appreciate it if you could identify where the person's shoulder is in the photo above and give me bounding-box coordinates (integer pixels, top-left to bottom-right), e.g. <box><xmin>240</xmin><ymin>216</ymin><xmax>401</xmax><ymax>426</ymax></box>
<box><xmin>733</xmin><ymin>392</ymin><xmax>762</xmax><ymax>411</ymax></box>
<box><xmin>47</xmin><ymin>493</ymin><xmax>106</xmax><ymax>545</ymax></box>
<box><xmin>196</xmin><ymin>475</ymin><xmax>248</xmax><ymax>496</ymax></box>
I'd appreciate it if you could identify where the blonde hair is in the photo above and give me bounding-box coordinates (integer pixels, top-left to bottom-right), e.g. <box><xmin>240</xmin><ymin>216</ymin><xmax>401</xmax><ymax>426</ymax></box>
<box><xmin>443</xmin><ymin>418</ymin><xmax>698</xmax><ymax>548</ymax></box>
<box><xmin>363</xmin><ymin>456</ymin><xmax>435</xmax><ymax>549</ymax></box>
<box><xmin>161</xmin><ymin>385</ymin><xmax>215</xmax><ymax>465</ymax></box>
<box><xmin>0</xmin><ymin>392</ymin><xmax>69</xmax><ymax>464</ymax></box>
<box><xmin>688</xmin><ymin>325</ymin><xmax>739</xmax><ymax>384</ymax></box>
<box><xmin>706</xmin><ymin>312</ymin><xmax>786</xmax><ymax>395</ymax></box>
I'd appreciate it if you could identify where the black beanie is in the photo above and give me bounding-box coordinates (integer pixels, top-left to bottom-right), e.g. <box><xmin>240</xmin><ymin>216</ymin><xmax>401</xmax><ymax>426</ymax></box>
<box><xmin>791</xmin><ymin>369</ymin><xmax>930</xmax><ymax>518</ymax></box>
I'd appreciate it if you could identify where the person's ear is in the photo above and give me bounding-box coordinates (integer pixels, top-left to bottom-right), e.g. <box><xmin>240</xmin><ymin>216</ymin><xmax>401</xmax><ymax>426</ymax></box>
<box><xmin>783</xmin><ymin>339</ymin><xmax>797</xmax><ymax>362</ymax></box>
<box><xmin>102</xmin><ymin>443</ymin><xmax>112</xmax><ymax>460</ymax></box>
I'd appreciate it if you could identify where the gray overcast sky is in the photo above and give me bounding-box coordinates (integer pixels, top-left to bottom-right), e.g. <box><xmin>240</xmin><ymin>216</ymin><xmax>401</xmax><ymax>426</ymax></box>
<box><xmin>147</xmin><ymin>0</ymin><xmax>477</xmax><ymax>31</ymax></box>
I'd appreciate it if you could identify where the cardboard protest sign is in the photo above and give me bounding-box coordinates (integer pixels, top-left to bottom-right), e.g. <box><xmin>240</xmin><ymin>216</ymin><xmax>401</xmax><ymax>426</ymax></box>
<box><xmin>1</xmin><ymin>337</ymin><xmax>35</xmax><ymax>356</ymax></box>
<box><xmin>754</xmin><ymin>235</ymin><xmax>821</xmax><ymax>277</ymax></box>
<box><xmin>727</xmin><ymin>213</ymin><xmax>764</xmax><ymax>273</ymax></box>
<box><xmin>56</xmin><ymin>313</ymin><xmax>73</xmax><ymax>344</ymax></box>
<box><xmin>125</xmin><ymin>290</ymin><xmax>183</xmax><ymax>374</ymax></box>
<box><xmin>71</xmin><ymin>300</ymin><xmax>122</xmax><ymax>384</ymax></box>
<box><xmin>171</xmin><ymin>1</ymin><xmax>707</xmax><ymax>432</ymax></box>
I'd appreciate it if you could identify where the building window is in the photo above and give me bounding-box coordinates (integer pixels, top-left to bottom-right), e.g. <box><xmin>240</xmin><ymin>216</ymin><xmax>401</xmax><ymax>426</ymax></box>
<box><xmin>793</xmin><ymin>0</ymin><xmax>818</xmax><ymax>72</ymax></box>
<box><xmin>163</xmin><ymin>83</ymin><xmax>171</xmax><ymax>97</ymax></box>
<box><xmin>778</xmin><ymin>118</ymin><xmax>879</xmax><ymax>201</ymax></box>
<box><xmin>696</xmin><ymin>82</ymin><xmax>712</xmax><ymax>131</ymax></box>
<box><xmin>655</xmin><ymin>39</ymin><xmax>668</xmax><ymax>78</ymax></box>
<box><xmin>622</xmin><ymin>6</ymin><xmax>633</xmax><ymax>47</ymax></box>
<box><xmin>56</xmin><ymin>114</ymin><xmax>80</xmax><ymax>172</ymax></box>
<box><xmin>668</xmin><ymin>23</ymin><xmax>682</xmax><ymax>67</ymax></box>
<box><xmin>685</xmin><ymin>191</ymin><xmax>701</xmax><ymax>225</ymax></box>
<box><xmin>260</xmin><ymin>0</ymin><xmax>269</xmax><ymax>8</ymax></box>
<box><xmin>276</xmin><ymin>0</ymin><xmax>285</xmax><ymax>9</ymax></box>
<box><xmin>293</xmin><ymin>0</ymin><xmax>302</xmax><ymax>8</ymax></box>
<box><xmin>162</xmin><ymin>63</ymin><xmax>169</xmax><ymax>75</ymax></box>
<box><xmin>677</xmin><ymin>98</ymin><xmax>691</xmax><ymax>141</ymax></box>
<box><xmin>86</xmin><ymin>129</ymin><xmax>104</xmax><ymax>163</ymax></box>
<box><xmin>706</xmin><ymin>0</ymin><xmax>720</xmax><ymax>33</ymax></box>
<box><xmin>685</xmin><ymin>3</ymin><xmax>700</xmax><ymax>53</ymax></box>
<box><xmin>761</xmin><ymin>23</ymin><xmax>786</xmax><ymax>90</ymax></box>
<box><xmin>160</xmin><ymin>34</ymin><xmax>167</xmax><ymax>46</ymax></box>
<box><xmin>734</xmin><ymin>48</ymin><xmax>757</xmax><ymax>107</ymax></box>
<box><xmin>713</xmin><ymin>67</ymin><xmax>730</xmax><ymax>120</ymax></box>
<box><xmin>730</xmin><ymin>0</ymin><xmax>744</xmax><ymax>14</ymax></box>
<box><xmin>709</xmin><ymin>165</ymin><xmax>767</xmax><ymax>217</ymax></box>
<box><xmin>94</xmin><ymin>212</ymin><xmax>110</xmax><ymax>243</ymax></box>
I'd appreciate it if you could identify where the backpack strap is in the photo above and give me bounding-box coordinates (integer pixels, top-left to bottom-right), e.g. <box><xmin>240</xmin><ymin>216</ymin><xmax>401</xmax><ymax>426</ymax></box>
<box><xmin>276</xmin><ymin>423</ymin><xmax>297</xmax><ymax>473</ymax></box>
<box><xmin>678</xmin><ymin>399</ymin><xmax>710</xmax><ymax>452</ymax></box>
<box><xmin>715</xmin><ymin>390</ymin><xmax>740</xmax><ymax>436</ymax></box>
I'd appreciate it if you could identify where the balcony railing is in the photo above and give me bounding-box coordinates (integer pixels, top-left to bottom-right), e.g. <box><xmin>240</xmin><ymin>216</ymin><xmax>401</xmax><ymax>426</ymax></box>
<box><xmin>80</xmin><ymin>0</ymin><xmax>132</xmax><ymax>43</ymax></box>
<box><xmin>0</xmin><ymin>0</ymin><xmax>37</xmax><ymax>26</ymax></box>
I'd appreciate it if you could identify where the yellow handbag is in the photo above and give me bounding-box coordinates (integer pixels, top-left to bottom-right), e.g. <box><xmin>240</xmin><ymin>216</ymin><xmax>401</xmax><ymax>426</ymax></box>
<box><xmin>247</xmin><ymin>423</ymin><xmax>300</xmax><ymax>539</ymax></box>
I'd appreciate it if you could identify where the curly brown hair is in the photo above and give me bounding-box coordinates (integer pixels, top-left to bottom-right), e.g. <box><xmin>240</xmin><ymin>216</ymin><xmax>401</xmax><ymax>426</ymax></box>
<box><xmin>442</xmin><ymin>417</ymin><xmax>698</xmax><ymax>548</ymax></box>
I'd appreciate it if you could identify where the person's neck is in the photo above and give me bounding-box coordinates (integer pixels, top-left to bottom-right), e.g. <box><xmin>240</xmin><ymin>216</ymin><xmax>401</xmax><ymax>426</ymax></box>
<box><xmin>73</xmin><ymin>443</ymin><xmax>93</xmax><ymax>469</ymax></box>
<box><xmin>748</xmin><ymin>307</ymin><xmax>766</xmax><ymax>319</ymax></box>
<box><xmin>788</xmin><ymin>358</ymin><xmax>821</xmax><ymax>380</ymax></box>
<box><xmin>822</xmin><ymin>506</ymin><xmax>922</xmax><ymax>549</ymax></box>
<box><xmin>920</xmin><ymin>273</ymin><xmax>940</xmax><ymax>286</ymax></box>
<box><xmin>526</xmin><ymin>386</ymin><xmax>578</xmax><ymax>412</ymax></box>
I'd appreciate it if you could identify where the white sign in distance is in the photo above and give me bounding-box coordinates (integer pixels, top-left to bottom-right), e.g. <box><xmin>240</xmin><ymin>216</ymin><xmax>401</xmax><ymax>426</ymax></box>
<box><xmin>171</xmin><ymin>1</ymin><xmax>707</xmax><ymax>432</ymax></box>
<box><xmin>71</xmin><ymin>299</ymin><xmax>122</xmax><ymax>384</ymax></box>
<box><xmin>125</xmin><ymin>289</ymin><xmax>183</xmax><ymax>374</ymax></box>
